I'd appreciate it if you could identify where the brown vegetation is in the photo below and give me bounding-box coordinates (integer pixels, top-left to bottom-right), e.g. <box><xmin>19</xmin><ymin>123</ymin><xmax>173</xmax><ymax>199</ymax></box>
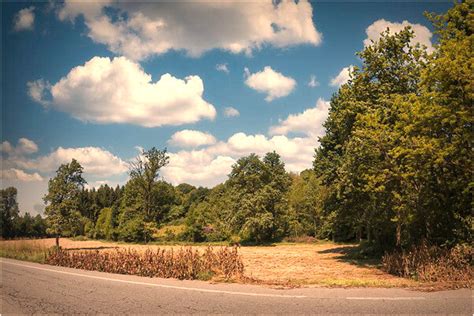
<box><xmin>382</xmin><ymin>242</ymin><xmax>472</xmax><ymax>288</ymax></box>
<box><xmin>46</xmin><ymin>246</ymin><xmax>243</xmax><ymax>281</ymax></box>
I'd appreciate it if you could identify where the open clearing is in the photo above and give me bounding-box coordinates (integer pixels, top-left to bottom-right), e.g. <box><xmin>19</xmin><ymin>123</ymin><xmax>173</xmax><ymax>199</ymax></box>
<box><xmin>0</xmin><ymin>238</ymin><xmax>419</xmax><ymax>288</ymax></box>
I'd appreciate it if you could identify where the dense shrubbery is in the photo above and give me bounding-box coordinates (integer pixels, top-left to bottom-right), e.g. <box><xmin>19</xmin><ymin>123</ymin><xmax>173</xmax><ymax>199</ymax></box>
<box><xmin>46</xmin><ymin>247</ymin><xmax>244</xmax><ymax>280</ymax></box>
<box><xmin>382</xmin><ymin>242</ymin><xmax>472</xmax><ymax>287</ymax></box>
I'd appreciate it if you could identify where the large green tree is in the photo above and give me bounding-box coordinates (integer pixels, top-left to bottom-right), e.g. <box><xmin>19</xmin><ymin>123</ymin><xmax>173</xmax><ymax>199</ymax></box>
<box><xmin>44</xmin><ymin>159</ymin><xmax>86</xmax><ymax>247</ymax></box>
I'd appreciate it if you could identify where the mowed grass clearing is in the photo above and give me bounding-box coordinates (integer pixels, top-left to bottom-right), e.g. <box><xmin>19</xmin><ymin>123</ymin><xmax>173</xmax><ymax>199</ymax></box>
<box><xmin>0</xmin><ymin>238</ymin><xmax>417</xmax><ymax>288</ymax></box>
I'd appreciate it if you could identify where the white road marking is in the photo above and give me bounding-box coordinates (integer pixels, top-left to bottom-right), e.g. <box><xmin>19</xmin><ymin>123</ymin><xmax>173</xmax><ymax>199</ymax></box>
<box><xmin>1</xmin><ymin>260</ymin><xmax>306</xmax><ymax>299</ymax></box>
<box><xmin>346</xmin><ymin>297</ymin><xmax>425</xmax><ymax>300</ymax></box>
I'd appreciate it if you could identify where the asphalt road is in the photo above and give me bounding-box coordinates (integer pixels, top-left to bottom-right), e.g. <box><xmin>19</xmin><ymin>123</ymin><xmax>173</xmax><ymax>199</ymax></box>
<box><xmin>1</xmin><ymin>258</ymin><xmax>472</xmax><ymax>314</ymax></box>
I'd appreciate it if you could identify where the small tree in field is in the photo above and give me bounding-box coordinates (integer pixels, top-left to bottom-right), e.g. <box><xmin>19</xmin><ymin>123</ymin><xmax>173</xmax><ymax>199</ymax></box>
<box><xmin>44</xmin><ymin>159</ymin><xmax>86</xmax><ymax>247</ymax></box>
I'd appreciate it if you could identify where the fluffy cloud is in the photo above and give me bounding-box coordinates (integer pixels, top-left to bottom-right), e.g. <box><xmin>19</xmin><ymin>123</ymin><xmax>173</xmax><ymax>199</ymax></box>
<box><xmin>57</xmin><ymin>0</ymin><xmax>321</xmax><ymax>60</ymax></box>
<box><xmin>168</xmin><ymin>130</ymin><xmax>217</xmax><ymax>148</ymax></box>
<box><xmin>269</xmin><ymin>98</ymin><xmax>329</xmax><ymax>137</ymax></box>
<box><xmin>1</xmin><ymin>138</ymin><xmax>39</xmax><ymax>156</ymax></box>
<box><xmin>364</xmin><ymin>19</ymin><xmax>433</xmax><ymax>52</ymax></box>
<box><xmin>216</xmin><ymin>63</ymin><xmax>229</xmax><ymax>74</ymax></box>
<box><xmin>162</xmin><ymin>131</ymin><xmax>318</xmax><ymax>187</ymax></box>
<box><xmin>330</xmin><ymin>65</ymin><xmax>354</xmax><ymax>87</ymax></box>
<box><xmin>28</xmin><ymin>56</ymin><xmax>216</xmax><ymax>127</ymax></box>
<box><xmin>27</xmin><ymin>79</ymin><xmax>51</xmax><ymax>106</ymax></box>
<box><xmin>16</xmin><ymin>146</ymin><xmax>128</xmax><ymax>178</ymax></box>
<box><xmin>245</xmin><ymin>66</ymin><xmax>296</xmax><ymax>101</ymax></box>
<box><xmin>163</xmin><ymin>152</ymin><xmax>235</xmax><ymax>187</ymax></box>
<box><xmin>13</xmin><ymin>6</ymin><xmax>35</xmax><ymax>31</ymax></box>
<box><xmin>223</xmin><ymin>107</ymin><xmax>240</xmax><ymax>118</ymax></box>
<box><xmin>2</xmin><ymin>168</ymin><xmax>43</xmax><ymax>182</ymax></box>
<box><xmin>308</xmin><ymin>75</ymin><xmax>319</xmax><ymax>88</ymax></box>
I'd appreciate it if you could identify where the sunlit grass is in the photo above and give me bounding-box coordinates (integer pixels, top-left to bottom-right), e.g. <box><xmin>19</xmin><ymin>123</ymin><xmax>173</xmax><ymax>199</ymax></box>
<box><xmin>0</xmin><ymin>240</ymin><xmax>50</xmax><ymax>263</ymax></box>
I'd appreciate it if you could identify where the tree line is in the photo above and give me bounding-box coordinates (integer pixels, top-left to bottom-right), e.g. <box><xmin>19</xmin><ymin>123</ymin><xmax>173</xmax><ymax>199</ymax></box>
<box><xmin>2</xmin><ymin>2</ymin><xmax>471</xmax><ymax>251</ymax></box>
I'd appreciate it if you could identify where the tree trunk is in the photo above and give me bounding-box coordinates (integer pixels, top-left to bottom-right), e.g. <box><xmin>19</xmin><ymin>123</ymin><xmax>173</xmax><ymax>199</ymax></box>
<box><xmin>396</xmin><ymin>222</ymin><xmax>401</xmax><ymax>248</ymax></box>
<box><xmin>55</xmin><ymin>236</ymin><xmax>60</xmax><ymax>248</ymax></box>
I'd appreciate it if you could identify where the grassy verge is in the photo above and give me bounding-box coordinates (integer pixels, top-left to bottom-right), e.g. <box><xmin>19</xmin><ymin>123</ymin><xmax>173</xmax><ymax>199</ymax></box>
<box><xmin>0</xmin><ymin>240</ymin><xmax>50</xmax><ymax>263</ymax></box>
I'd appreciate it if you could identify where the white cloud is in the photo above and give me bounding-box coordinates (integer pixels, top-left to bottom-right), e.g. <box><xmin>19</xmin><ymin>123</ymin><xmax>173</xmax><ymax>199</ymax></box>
<box><xmin>162</xmin><ymin>131</ymin><xmax>318</xmax><ymax>187</ymax></box>
<box><xmin>330</xmin><ymin>65</ymin><xmax>354</xmax><ymax>87</ymax></box>
<box><xmin>17</xmin><ymin>146</ymin><xmax>128</xmax><ymax>178</ymax></box>
<box><xmin>28</xmin><ymin>56</ymin><xmax>216</xmax><ymax>127</ymax></box>
<box><xmin>2</xmin><ymin>168</ymin><xmax>43</xmax><ymax>182</ymax></box>
<box><xmin>364</xmin><ymin>19</ymin><xmax>433</xmax><ymax>52</ymax></box>
<box><xmin>161</xmin><ymin>97</ymin><xmax>332</xmax><ymax>186</ymax></box>
<box><xmin>245</xmin><ymin>66</ymin><xmax>296</xmax><ymax>101</ymax></box>
<box><xmin>27</xmin><ymin>79</ymin><xmax>51</xmax><ymax>106</ymax></box>
<box><xmin>13</xmin><ymin>6</ymin><xmax>35</xmax><ymax>31</ymax></box>
<box><xmin>308</xmin><ymin>75</ymin><xmax>319</xmax><ymax>88</ymax></box>
<box><xmin>223</xmin><ymin>107</ymin><xmax>240</xmax><ymax>118</ymax></box>
<box><xmin>269</xmin><ymin>98</ymin><xmax>329</xmax><ymax>137</ymax></box>
<box><xmin>57</xmin><ymin>0</ymin><xmax>321</xmax><ymax>60</ymax></box>
<box><xmin>1</xmin><ymin>138</ymin><xmax>39</xmax><ymax>156</ymax></box>
<box><xmin>163</xmin><ymin>152</ymin><xmax>235</xmax><ymax>187</ymax></box>
<box><xmin>216</xmin><ymin>63</ymin><xmax>229</xmax><ymax>74</ymax></box>
<box><xmin>168</xmin><ymin>130</ymin><xmax>217</xmax><ymax>148</ymax></box>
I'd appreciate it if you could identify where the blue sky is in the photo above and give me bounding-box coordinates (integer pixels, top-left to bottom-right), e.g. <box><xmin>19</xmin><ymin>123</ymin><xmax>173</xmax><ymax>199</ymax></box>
<box><xmin>1</xmin><ymin>1</ymin><xmax>452</xmax><ymax>214</ymax></box>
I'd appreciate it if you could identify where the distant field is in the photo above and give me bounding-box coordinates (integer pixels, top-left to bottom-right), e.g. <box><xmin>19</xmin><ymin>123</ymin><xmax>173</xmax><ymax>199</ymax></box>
<box><xmin>0</xmin><ymin>238</ymin><xmax>418</xmax><ymax>288</ymax></box>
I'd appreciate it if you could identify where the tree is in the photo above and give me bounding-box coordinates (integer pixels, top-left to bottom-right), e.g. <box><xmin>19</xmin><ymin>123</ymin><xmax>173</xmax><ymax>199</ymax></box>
<box><xmin>44</xmin><ymin>159</ymin><xmax>86</xmax><ymax>247</ymax></box>
<box><xmin>0</xmin><ymin>187</ymin><xmax>20</xmax><ymax>238</ymax></box>
<box><xmin>129</xmin><ymin>147</ymin><xmax>169</xmax><ymax>222</ymax></box>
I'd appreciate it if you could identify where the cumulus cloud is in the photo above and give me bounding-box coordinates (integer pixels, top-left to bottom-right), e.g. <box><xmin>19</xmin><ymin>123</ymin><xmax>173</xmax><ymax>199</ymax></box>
<box><xmin>2</xmin><ymin>168</ymin><xmax>43</xmax><ymax>182</ymax></box>
<box><xmin>57</xmin><ymin>0</ymin><xmax>321</xmax><ymax>60</ymax></box>
<box><xmin>269</xmin><ymin>98</ymin><xmax>330</xmax><ymax>137</ymax></box>
<box><xmin>223</xmin><ymin>107</ymin><xmax>240</xmax><ymax>118</ymax></box>
<box><xmin>364</xmin><ymin>19</ymin><xmax>433</xmax><ymax>52</ymax></box>
<box><xmin>163</xmin><ymin>152</ymin><xmax>235</xmax><ymax>187</ymax></box>
<box><xmin>28</xmin><ymin>56</ymin><xmax>216</xmax><ymax>127</ymax></box>
<box><xmin>13</xmin><ymin>6</ymin><xmax>35</xmax><ymax>31</ymax></box>
<box><xmin>1</xmin><ymin>138</ymin><xmax>39</xmax><ymax>156</ymax></box>
<box><xmin>168</xmin><ymin>130</ymin><xmax>217</xmax><ymax>148</ymax></box>
<box><xmin>308</xmin><ymin>75</ymin><xmax>319</xmax><ymax>88</ymax></box>
<box><xmin>16</xmin><ymin>146</ymin><xmax>128</xmax><ymax>178</ymax></box>
<box><xmin>330</xmin><ymin>65</ymin><xmax>354</xmax><ymax>87</ymax></box>
<box><xmin>162</xmin><ymin>131</ymin><xmax>318</xmax><ymax>187</ymax></box>
<box><xmin>216</xmin><ymin>63</ymin><xmax>229</xmax><ymax>74</ymax></box>
<box><xmin>245</xmin><ymin>66</ymin><xmax>296</xmax><ymax>101</ymax></box>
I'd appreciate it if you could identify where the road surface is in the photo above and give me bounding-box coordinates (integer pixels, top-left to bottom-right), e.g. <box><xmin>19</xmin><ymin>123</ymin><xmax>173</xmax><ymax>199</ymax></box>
<box><xmin>1</xmin><ymin>258</ymin><xmax>472</xmax><ymax>314</ymax></box>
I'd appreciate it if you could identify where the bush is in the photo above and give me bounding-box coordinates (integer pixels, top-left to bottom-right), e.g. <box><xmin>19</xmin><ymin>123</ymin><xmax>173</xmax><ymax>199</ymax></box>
<box><xmin>46</xmin><ymin>246</ymin><xmax>244</xmax><ymax>280</ymax></box>
<box><xmin>382</xmin><ymin>241</ymin><xmax>472</xmax><ymax>287</ymax></box>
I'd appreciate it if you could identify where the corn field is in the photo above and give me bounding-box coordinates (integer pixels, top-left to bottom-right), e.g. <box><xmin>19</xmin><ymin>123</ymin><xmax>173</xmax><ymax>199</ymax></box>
<box><xmin>46</xmin><ymin>246</ymin><xmax>244</xmax><ymax>280</ymax></box>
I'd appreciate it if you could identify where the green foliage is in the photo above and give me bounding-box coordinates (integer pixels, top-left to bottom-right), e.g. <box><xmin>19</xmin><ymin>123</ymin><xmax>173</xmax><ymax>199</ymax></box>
<box><xmin>43</xmin><ymin>159</ymin><xmax>86</xmax><ymax>242</ymax></box>
<box><xmin>1</xmin><ymin>187</ymin><xmax>20</xmax><ymax>238</ymax></box>
<box><xmin>94</xmin><ymin>207</ymin><xmax>115</xmax><ymax>240</ymax></box>
<box><xmin>313</xmin><ymin>2</ymin><xmax>473</xmax><ymax>250</ymax></box>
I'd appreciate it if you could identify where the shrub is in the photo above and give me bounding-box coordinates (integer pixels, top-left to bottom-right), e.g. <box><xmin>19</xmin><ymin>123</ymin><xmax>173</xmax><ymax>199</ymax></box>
<box><xmin>382</xmin><ymin>241</ymin><xmax>472</xmax><ymax>287</ymax></box>
<box><xmin>46</xmin><ymin>246</ymin><xmax>244</xmax><ymax>280</ymax></box>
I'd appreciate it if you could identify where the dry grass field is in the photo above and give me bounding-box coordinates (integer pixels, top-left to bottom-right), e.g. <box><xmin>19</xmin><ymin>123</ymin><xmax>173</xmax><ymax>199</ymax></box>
<box><xmin>0</xmin><ymin>238</ymin><xmax>421</xmax><ymax>288</ymax></box>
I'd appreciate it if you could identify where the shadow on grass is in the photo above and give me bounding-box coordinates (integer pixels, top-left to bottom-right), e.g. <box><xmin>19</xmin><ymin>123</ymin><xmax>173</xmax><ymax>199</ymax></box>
<box><xmin>318</xmin><ymin>245</ymin><xmax>382</xmax><ymax>269</ymax></box>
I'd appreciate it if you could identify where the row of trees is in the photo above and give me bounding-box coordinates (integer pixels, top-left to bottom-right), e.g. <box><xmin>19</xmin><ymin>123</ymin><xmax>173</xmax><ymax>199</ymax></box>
<box><xmin>4</xmin><ymin>3</ymin><xmax>471</xmax><ymax>251</ymax></box>
<box><xmin>1</xmin><ymin>187</ymin><xmax>47</xmax><ymax>238</ymax></box>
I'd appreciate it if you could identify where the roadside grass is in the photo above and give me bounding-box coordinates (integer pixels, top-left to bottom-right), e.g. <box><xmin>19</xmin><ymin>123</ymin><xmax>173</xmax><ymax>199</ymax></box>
<box><xmin>1</xmin><ymin>238</ymin><xmax>470</xmax><ymax>290</ymax></box>
<box><xmin>0</xmin><ymin>240</ymin><xmax>50</xmax><ymax>263</ymax></box>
